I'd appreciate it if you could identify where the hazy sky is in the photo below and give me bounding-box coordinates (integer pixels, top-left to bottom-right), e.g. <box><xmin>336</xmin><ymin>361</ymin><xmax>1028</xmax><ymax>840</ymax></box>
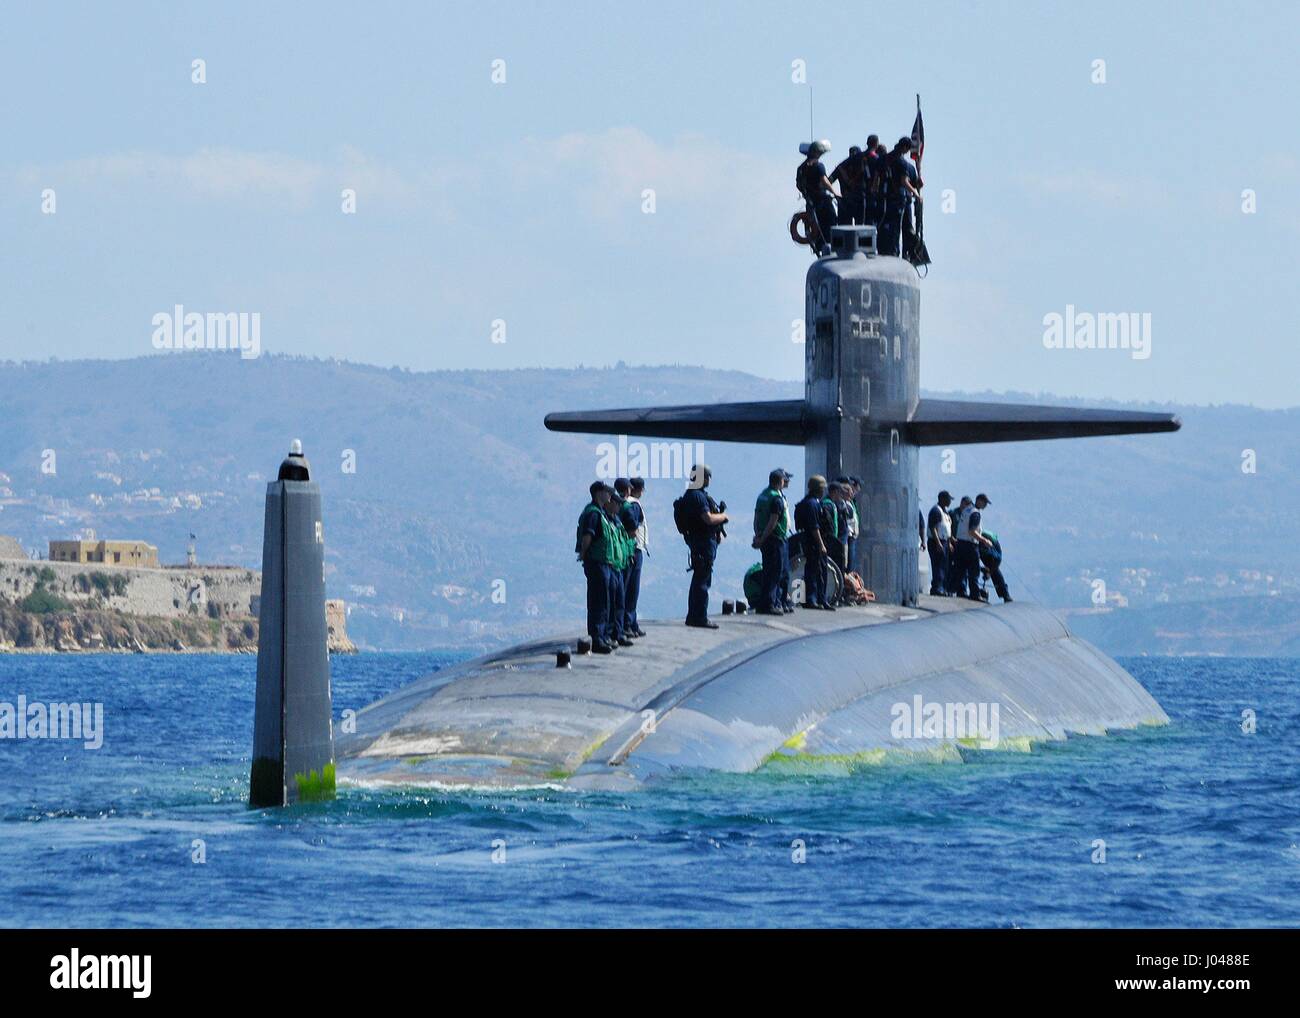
<box><xmin>3</xmin><ymin>1</ymin><xmax>1297</xmax><ymax>407</ymax></box>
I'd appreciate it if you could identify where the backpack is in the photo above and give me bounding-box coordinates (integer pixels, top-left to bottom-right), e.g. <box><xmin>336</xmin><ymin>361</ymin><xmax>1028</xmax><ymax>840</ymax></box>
<box><xmin>795</xmin><ymin>161</ymin><xmax>818</xmax><ymax>202</ymax></box>
<box><xmin>797</xmin><ymin>496</ymin><xmax>826</xmax><ymax>533</ymax></box>
<box><xmin>672</xmin><ymin>494</ymin><xmax>695</xmax><ymax>538</ymax></box>
<box><xmin>866</xmin><ymin>155</ymin><xmax>886</xmax><ymax>196</ymax></box>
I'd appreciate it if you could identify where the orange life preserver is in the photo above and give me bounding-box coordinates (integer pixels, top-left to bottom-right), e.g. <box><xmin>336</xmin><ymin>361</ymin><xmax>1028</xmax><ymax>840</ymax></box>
<box><xmin>789</xmin><ymin>210</ymin><xmax>817</xmax><ymax>247</ymax></box>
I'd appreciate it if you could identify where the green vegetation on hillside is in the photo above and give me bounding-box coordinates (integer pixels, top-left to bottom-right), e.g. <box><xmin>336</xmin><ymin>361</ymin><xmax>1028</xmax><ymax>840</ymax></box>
<box><xmin>0</xmin><ymin>354</ymin><xmax>1295</xmax><ymax>653</ymax></box>
<box><xmin>20</xmin><ymin>584</ymin><xmax>70</xmax><ymax>614</ymax></box>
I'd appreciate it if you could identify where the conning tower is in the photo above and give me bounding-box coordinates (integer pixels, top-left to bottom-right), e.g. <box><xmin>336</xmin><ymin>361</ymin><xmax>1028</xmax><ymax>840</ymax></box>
<box><xmin>545</xmin><ymin>225</ymin><xmax>1179</xmax><ymax>605</ymax></box>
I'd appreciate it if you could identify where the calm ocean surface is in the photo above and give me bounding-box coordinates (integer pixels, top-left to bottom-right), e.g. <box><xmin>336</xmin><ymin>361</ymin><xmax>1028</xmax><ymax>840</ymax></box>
<box><xmin>1</xmin><ymin>652</ymin><xmax>1297</xmax><ymax>928</ymax></box>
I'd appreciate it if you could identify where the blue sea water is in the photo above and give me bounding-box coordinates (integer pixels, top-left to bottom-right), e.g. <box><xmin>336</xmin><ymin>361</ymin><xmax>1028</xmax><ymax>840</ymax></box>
<box><xmin>0</xmin><ymin>652</ymin><xmax>1297</xmax><ymax>928</ymax></box>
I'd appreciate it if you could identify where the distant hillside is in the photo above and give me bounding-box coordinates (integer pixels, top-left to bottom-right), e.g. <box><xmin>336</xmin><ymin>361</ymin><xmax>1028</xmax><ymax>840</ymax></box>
<box><xmin>1063</xmin><ymin>596</ymin><xmax>1300</xmax><ymax>658</ymax></box>
<box><xmin>0</xmin><ymin>354</ymin><xmax>1296</xmax><ymax>653</ymax></box>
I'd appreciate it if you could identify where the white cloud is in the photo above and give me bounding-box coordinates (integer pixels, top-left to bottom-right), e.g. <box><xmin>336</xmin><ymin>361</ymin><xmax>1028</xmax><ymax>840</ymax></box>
<box><xmin>1021</xmin><ymin>168</ymin><xmax>1148</xmax><ymax>210</ymax></box>
<box><xmin>13</xmin><ymin>146</ymin><xmax>429</xmax><ymax>213</ymax></box>
<box><xmin>522</xmin><ymin>127</ymin><xmax>795</xmax><ymax>240</ymax></box>
<box><xmin>9</xmin><ymin>130</ymin><xmax>797</xmax><ymax>242</ymax></box>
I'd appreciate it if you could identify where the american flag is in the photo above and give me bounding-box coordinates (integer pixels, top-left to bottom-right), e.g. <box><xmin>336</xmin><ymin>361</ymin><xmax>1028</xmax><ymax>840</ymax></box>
<box><xmin>910</xmin><ymin>95</ymin><xmax>925</xmax><ymax>174</ymax></box>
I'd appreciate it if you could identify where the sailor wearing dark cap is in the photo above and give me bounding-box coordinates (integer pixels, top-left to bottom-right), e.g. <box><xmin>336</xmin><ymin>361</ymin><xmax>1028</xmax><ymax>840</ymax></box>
<box><xmin>954</xmin><ymin>493</ymin><xmax>992</xmax><ymax>601</ymax></box>
<box><xmin>973</xmin><ymin>493</ymin><xmax>1011</xmax><ymax>602</ymax></box>
<box><xmin>926</xmin><ymin>490</ymin><xmax>953</xmax><ymax>596</ymax></box>
<box><xmin>880</xmin><ymin>136</ymin><xmax>921</xmax><ymax>257</ymax></box>
<box><xmin>947</xmin><ymin>495</ymin><xmax>974</xmax><ymax>596</ymax></box>
<box><xmin>577</xmin><ymin>482</ymin><xmax>617</xmax><ymax>653</ymax></box>
<box><xmin>794</xmin><ymin>475</ymin><xmax>834</xmax><ymax>610</ymax></box>
<box><xmin>681</xmin><ymin>464</ymin><xmax>729</xmax><ymax>629</ymax></box>
<box><xmin>605</xmin><ymin>484</ymin><xmax>633</xmax><ymax>646</ymax></box>
<box><xmin>617</xmin><ymin>477</ymin><xmax>649</xmax><ymax>637</ymax></box>
<box><xmin>831</xmin><ymin>146</ymin><xmax>867</xmax><ymax>226</ymax></box>
<box><xmin>752</xmin><ymin>468</ymin><xmax>792</xmax><ymax>615</ymax></box>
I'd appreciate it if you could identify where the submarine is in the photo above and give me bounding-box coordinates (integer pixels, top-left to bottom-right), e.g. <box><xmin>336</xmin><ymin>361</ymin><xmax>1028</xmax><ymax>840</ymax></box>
<box><xmin>321</xmin><ymin>224</ymin><xmax>1179</xmax><ymax>792</ymax></box>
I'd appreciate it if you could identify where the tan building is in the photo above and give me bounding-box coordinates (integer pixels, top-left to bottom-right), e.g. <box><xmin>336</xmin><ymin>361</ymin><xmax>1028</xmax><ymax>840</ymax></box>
<box><xmin>49</xmin><ymin>539</ymin><xmax>160</xmax><ymax>569</ymax></box>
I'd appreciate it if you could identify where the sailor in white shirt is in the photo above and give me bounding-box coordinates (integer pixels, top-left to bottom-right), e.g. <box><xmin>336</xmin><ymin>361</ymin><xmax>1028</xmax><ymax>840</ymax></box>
<box><xmin>620</xmin><ymin>477</ymin><xmax>649</xmax><ymax>637</ymax></box>
<box><xmin>925</xmin><ymin>490</ymin><xmax>954</xmax><ymax>596</ymax></box>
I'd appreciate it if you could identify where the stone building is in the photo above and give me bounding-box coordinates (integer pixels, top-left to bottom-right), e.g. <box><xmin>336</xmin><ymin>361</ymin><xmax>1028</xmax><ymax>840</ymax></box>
<box><xmin>48</xmin><ymin>539</ymin><xmax>160</xmax><ymax>568</ymax></box>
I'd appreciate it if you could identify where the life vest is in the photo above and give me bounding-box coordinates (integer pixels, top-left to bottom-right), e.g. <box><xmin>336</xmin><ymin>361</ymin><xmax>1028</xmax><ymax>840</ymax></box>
<box><xmin>821</xmin><ymin>497</ymin><xmax>839</xmax><ymax>540</ymax></box>
<box><xmin>846</xmin><ymin>501</ymin><xmax>860</xmax><ymax>539</ymax></box>
<box><xmin>753</xmin><ymin>488</ymin><xmax>788</xmax><ymax>539</ymax></box>
<box><xmin>577</xmin><ymin>503</ymin><xmax>619</xmax><ymax>566</ymax></box>
<box><xmin>954</xmin><ymin>506</ymin><xmax>976</xmax><ymax>542</ymax></box>
<box><xmin>930</xmin><ymin>504</ymin><xmax>952</xmax><ymax>541</ymax></box>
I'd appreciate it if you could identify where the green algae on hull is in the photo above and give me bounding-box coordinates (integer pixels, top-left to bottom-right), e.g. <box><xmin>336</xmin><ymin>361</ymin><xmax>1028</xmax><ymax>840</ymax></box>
<box><xmin>293</xmin><ymin>761</ymin><xmax>337</xmax><ymax>803</ymax></box>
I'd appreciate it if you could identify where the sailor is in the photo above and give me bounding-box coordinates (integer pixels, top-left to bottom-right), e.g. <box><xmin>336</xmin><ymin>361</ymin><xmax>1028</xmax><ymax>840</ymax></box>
<box><xmin>605</xmin><ymin>486</ymin><xmax>633</xmax><ymax>646</ymax></box>
<box><xmin>926</xmin><ymin>490</ymin><xmax>953</xmax><ymax>596</ymax></box>
<box><xmin>681</xmin><ymin>464</ymin><xmax>729</xmax><ymax>629</ymax></box>
<box><xmin>901</xmin><ymin>143</ymin><xmax>924</xmax><ymax>260</ymax></box>
<box><xmin>796</xmin><ymin>140</ymin><xmax>839</xmax><ymax>255</ymax></box>
<box><xmin>619</xmin><ymin>476</ymin><xmax>649</xmax><ymax>636</ymax></box>
<box><xmin>946</xmin><ymin>496</ymin><xmax>973</xmax><ymax>596</ymax></box>
<box><xmin>824</xmin><ymin>482</ymin><xmax>849</xmax><ymax>600</ymax></box>
<box><xmin>777</xmin><ymin>469</ymin><xmax>796</xmax><ymax>612</ymax></box>
<box><xmin>974</xmin><ymin>493</ymin><xmax>1012</xmax><ymax>602</ymax></box>
<box><xmin>752</xmin><ymin>469</ymin><xmax>791</xmax><ymax>615</ymax></box>
<box><xmin>831</xmin><ymin>146</ymin><xmax>867</xmax><ymax>226</ymax></box>
<box><xmin>954</xmin><ymin>493</ymin><xmax>993</xmax><ymax>602</ymax></box>
<box><xmin>794</xmin><ymin>475</ymin><xmax>833</xmax><ymax>610</ymax></box>
<box><xmin>851</xmin><ymin>477</ymin><xmax>863</xmax><ymax>573</ymax></box>
<box><xmin>576</xmin><ymin>482</ymin><xmax>617</xmax><ymax>653</ymax></box>
<box><xmin>837</xmin><ymin>476</ymin><xmax>861</xmax><ymax>575</ymax></box>
<box><xmin>862</xmin><ymin>135</ymin><xmax>883</xmax><ymax>224</ymax></box>
<box><xmin>879</xmin><ymin>137</ymin><xmax>921</xmax><ymax>258</ymax></box>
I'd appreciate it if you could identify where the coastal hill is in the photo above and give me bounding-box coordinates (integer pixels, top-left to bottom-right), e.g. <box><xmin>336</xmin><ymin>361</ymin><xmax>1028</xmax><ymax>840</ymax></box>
<box><xmin>1</xmin><ymin>354</ymin><xmax>1295</xmax><ymax>654</ymax></box>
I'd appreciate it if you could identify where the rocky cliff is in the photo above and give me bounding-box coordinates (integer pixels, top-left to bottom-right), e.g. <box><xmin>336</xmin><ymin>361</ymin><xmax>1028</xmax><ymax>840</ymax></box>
<box><xmin>0</xmin><ymin>561</ymin><xmax>355</xmax><ymax>654</ymax></box>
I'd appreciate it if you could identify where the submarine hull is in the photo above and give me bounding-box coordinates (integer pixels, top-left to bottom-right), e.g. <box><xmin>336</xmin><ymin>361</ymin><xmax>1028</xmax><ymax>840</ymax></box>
<box><xmin>335</xmin><ymin>600</ymin><xmax>1167</xmax><ymax>791</ymax></box>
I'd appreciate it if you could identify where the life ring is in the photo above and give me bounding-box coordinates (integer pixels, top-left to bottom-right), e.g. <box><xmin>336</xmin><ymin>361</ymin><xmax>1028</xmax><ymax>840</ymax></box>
<box><xmin>789</xmin><ymin>210</ymin><xmax>818</xmax><ymax>246</ymax></box>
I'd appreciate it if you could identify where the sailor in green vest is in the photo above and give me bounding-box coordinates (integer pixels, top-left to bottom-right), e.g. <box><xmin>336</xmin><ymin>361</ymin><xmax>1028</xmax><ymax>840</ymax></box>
<box><xmin>777</xmin><ymin>469</ymin><xmax>795</xmax><ymax>610</ymax></box>
<box><xmin>604</xmin><ymin>487</ymin><xmax>634</xmax><ymax>646</ymax></box>
<box><xmin>576</xmin><ymin>481</ymin><xmax>619</xmax><ymax>654</ymax></box>
<box><xmin>751</xmin><ymin>468</ymin><xmax>792</xmax><ymax>615</ymax></box>
<box><xmin>824</xmin><ymin>481</ymin><xmax>847</xmax><ymax>584</ymax></box>
<box><xmin>617</xmin><ymin>477</ymin><xmax>648</xmax><ymax>638</ymax></box>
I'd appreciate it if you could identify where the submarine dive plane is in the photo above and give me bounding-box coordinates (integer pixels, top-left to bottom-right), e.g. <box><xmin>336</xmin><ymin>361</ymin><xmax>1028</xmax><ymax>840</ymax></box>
<box><xmin>259</xmin><ymin>225</ymin><xmax>1179</xmax><ymax>797</ymax></box>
